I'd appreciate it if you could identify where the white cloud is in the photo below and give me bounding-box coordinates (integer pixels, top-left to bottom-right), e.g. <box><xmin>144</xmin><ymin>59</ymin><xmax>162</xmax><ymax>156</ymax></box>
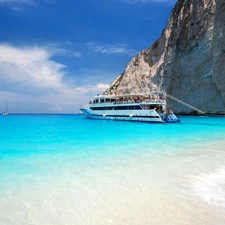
<box><xmin>41</xmin><ymin>43</ymin><xmax>82</xmax><ymax>58</ymax></box>
<box><xmin>72</xmin><ymin>68</ymin><xmax>117</xmax><ymax>85</ymax></box>
<box><xmin>0</xmin><ymin>0</ymin><xmax>57</xmax><ymax>8</ymax></box>
<box><xmin>86</xmin><ymin>42</ymin><xmax>136</xmax><ymax>56</ymax></box>
<box><xmin>0</xmin><ymin>82</ymin><xmax>109</xmax><ymax>113</ymax></box>
<box><xmin>0</xmin><ymin>44</ymin><xmax>66</xmax><ymax>95</ymax></box>
<box><xmin>11</xmin><ymin>6</ymin><xmax>24</xmax><ymax>10</ymax></box>
<box><xmin>0</xmin><ymin>0</ymin><xmax>34</xmax><ymax>10</ymax></box>
<box><xmin>0</xmin><ymin>0</ymin><xmax>57</xmax><ymax>3</ymax></box>
<box><xmin>49</xmin><ymin>103</ymin><xmax>67</xmax><ymax>112</ymax></box>
<box><xmin>74</xmin><ymin>83</ymin><xmax>109</xmax><ymax>95</ymax></box>
<box><xmin>0</xmin><ymin>0</ymin><xmax>33</xmax><ymax>3</ymax></box>
<box><xmin>0</xmin><ymin>44</ymin><xmax>110</xmax><ymax>113</ymax></box>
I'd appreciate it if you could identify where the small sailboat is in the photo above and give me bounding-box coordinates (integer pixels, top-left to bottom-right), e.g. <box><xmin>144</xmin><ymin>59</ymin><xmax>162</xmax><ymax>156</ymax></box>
<box><xmin>3</xmin><ymin>101</ymin><xmax>8</xmax><ymax>116</ymax></box>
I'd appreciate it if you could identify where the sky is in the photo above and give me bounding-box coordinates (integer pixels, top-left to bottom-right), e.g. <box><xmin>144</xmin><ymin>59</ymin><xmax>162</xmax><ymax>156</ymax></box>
<box><xmin>0</xmin><ymin>0</ymin><xmax>176</xmax><ymax>113</ymax></box>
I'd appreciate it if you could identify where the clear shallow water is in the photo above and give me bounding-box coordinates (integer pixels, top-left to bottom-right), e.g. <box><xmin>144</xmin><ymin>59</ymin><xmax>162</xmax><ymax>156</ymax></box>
<box><xmin>0</xmin><ymin>115</ymin><xmax>225</xmax><ymax>225</ymax></box>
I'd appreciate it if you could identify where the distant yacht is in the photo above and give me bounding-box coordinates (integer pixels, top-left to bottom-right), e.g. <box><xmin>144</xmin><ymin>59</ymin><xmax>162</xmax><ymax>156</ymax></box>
<box><xmin>80</xmin><ymin>91</ymin><xmax>180</xmax><ymax>123</ymax></box>
<box><xmin>3</xmin><ymin>101</ymin><xmax>8</xmax><ymax>116</ymax></box>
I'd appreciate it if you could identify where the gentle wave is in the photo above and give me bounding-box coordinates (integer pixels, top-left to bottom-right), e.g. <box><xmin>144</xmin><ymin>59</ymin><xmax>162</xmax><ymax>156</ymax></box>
<box><xmin>193</xmin><ymin>166</ymin><xmax>225</xmax><ymax>208</ymax></box>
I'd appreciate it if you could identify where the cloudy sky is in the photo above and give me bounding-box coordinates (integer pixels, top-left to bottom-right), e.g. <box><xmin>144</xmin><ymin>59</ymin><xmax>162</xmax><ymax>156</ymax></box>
<box><xmin>0</xmin><ymin>0</ymin><xmax>176</xmax><ymax>113</ymax></box>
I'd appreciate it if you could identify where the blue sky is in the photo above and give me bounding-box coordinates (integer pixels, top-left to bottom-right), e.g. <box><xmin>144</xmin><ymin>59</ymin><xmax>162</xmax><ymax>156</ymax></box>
<box><xmin>0</xmin><ymin>0</ymin><xmax>176</xmax><ymax>113</ymax></box>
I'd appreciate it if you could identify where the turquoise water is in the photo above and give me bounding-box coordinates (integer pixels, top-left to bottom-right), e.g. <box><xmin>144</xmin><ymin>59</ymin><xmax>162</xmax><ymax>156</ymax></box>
<box><xmin>0</xmin><ymin>115</ymin><xmax>225</xmax><ymax>225</ymax></box>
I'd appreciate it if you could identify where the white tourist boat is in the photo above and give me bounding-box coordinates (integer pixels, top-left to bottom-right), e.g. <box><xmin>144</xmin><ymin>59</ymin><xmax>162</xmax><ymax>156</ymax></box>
<box><xmin>80</xmin><ymin>92</ymin><xmax>180</xmax><ymax>123</ymax></box>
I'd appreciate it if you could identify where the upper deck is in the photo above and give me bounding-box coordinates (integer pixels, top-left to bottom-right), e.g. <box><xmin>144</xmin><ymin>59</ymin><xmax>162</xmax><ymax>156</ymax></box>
<box><xmin>90</xmin><ymin>93</ymin><xmax>166</xmax><ymax>106</ymax></box>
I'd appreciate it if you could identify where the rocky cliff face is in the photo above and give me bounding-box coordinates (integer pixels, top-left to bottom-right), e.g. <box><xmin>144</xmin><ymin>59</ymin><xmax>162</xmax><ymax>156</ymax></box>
<box><xmin>105</xmin><ymin>0</ymin><xmax>225</xmax><ymax>114</ymax></box>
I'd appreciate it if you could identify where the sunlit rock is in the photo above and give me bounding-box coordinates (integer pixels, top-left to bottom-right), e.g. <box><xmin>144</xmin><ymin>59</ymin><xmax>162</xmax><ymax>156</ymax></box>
<box><xmin>105</xmin><ymin>0</ymin><xmax>225</xmax><ymax>114</ymax></box>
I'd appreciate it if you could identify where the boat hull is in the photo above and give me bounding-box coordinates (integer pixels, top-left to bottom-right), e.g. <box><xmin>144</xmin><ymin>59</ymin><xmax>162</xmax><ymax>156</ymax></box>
<box><xmin>80</xmin><ymin>108</ymin><xmax>166</xmax><ymax>123</ymax></box>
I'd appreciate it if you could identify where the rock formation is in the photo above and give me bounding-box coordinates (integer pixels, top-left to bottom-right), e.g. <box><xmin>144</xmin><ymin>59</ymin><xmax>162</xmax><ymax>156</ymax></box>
<box><xmin>105</xmin><ymin>0</ymin><xmax>225</xmax><ymax>114</ymax></box>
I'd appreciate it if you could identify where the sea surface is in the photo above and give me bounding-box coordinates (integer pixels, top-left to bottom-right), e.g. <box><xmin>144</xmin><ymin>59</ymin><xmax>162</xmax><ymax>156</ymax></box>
<box><xmin>0</xmin><ymin>114</ymin><xmax>225</xmax><ymax>225</ymax></box>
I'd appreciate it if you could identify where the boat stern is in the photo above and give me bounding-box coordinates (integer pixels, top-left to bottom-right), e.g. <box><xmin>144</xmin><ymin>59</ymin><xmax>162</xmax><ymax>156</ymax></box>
<box><xmin>161</xmin><ymin>110</ymin><xmax>180</xmax><ymax>123</ymax></box>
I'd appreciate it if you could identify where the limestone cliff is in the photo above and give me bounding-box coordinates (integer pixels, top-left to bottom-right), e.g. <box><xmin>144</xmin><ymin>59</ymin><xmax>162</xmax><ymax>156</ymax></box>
<box><xmin>105</xmin><ymin>0</ymin><xmax>225</xmax><ymax>114</ymax></box>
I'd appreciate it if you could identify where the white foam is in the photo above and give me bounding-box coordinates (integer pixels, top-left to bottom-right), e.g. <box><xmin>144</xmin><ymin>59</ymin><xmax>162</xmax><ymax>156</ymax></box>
<box><xmin>193</xmin><ymin>166</ymin><xmax>225</xmax><ymax>208</ymax></box>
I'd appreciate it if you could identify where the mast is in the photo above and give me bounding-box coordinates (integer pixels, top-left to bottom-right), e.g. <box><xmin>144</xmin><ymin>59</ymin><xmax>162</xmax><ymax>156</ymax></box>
<box><xmin>3</xmin><ymin>100</ymin><xmax>8</xmax><ymax>115</ymax></box>
<box><xmin>6</xmin><ymin>100</ymin><xmax>8</xmax><ymax>113</ymax></box>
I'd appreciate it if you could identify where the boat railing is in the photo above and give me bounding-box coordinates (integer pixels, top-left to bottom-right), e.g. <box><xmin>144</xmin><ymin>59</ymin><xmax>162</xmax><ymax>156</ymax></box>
<box><xmin>90</xmin><ymin>99</ymin><xmax>166</xmax><ymax>105</ymax></box>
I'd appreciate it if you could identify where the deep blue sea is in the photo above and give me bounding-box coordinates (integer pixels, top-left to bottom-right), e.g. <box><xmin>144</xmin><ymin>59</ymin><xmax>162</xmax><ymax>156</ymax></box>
<box><xmin>0</xmin><ymin>114</ymin><xmax>225</xmax><ymax>225</ymax></box>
